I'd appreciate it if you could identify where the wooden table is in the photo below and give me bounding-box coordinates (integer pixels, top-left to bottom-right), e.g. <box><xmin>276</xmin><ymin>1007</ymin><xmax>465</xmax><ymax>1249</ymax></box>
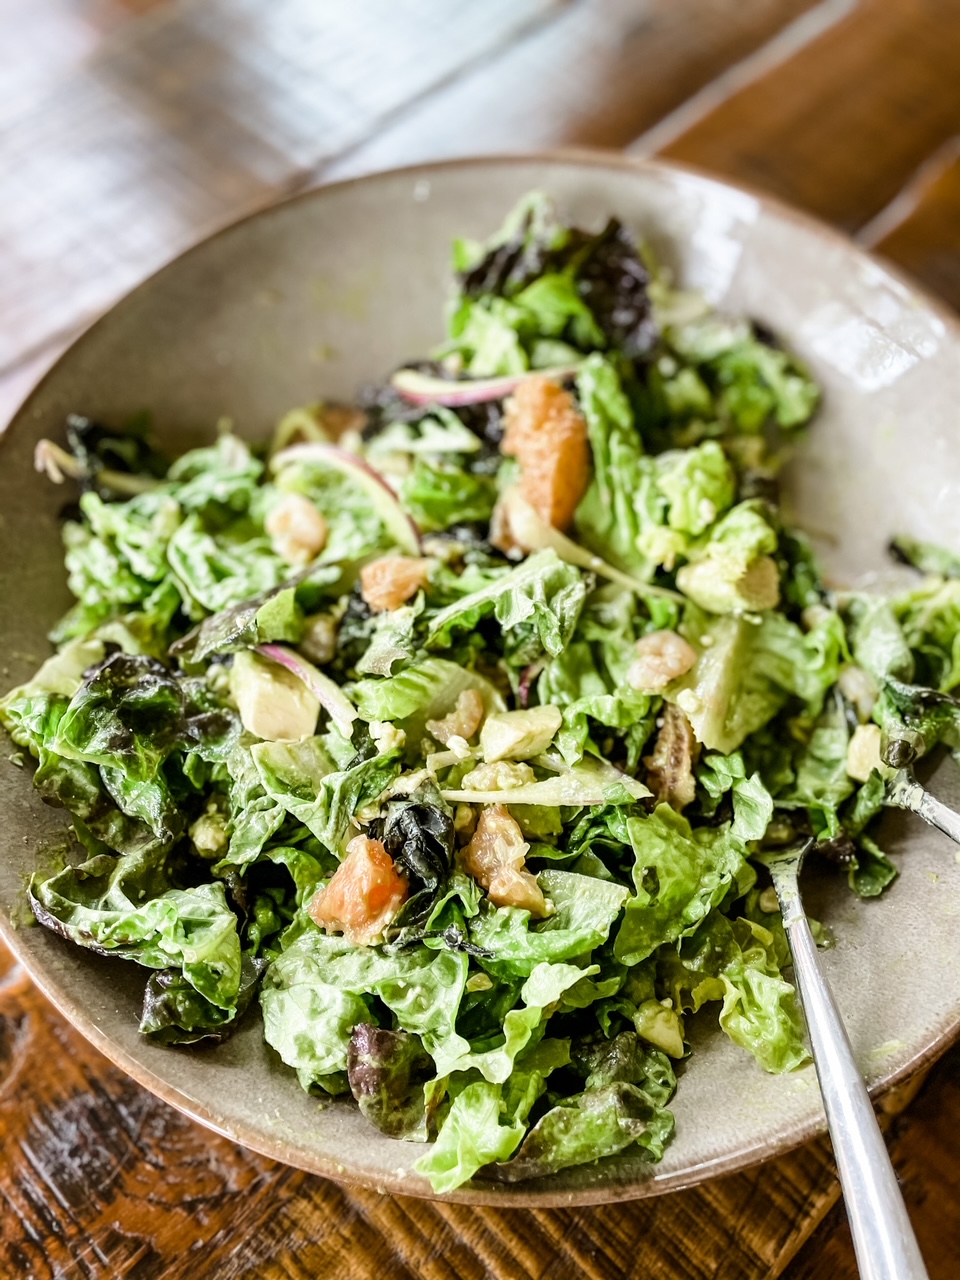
<box><xmin>3</xmin><ymin>2</ymin><xmax>960</xmax><ymax>1275</ymax></box>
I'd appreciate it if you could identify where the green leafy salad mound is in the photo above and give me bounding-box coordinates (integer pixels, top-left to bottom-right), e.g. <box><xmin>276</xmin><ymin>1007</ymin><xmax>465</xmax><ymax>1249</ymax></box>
<box><xmin>6</xmin><ymin>194</ymin><xmax>960</xmax><ymax>1193</ymax></box>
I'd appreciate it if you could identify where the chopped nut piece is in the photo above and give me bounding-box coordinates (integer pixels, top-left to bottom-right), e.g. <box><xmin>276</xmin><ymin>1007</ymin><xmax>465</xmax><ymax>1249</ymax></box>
<box><xmin>458</xmin><ymin>761</ymin><xmax>537</xmax><ymax>791</ymax></box>
<box><xmin>643</xmin><ymin>703</ymin><xmax>700</xmax><ymax>812</ymax></box>
<box><xmin>627</xmin><ymin>630</ymin><xmax>698</xmax><ymax>692</ymax></box>
<box><xmin>321</xmin><ymin>404</ymin><xmax>368</xmax><ymax>439</ymax></box>
<box><xmin>460</xmin><ymin>804</ymin><xmax>547</xmax><ymax>916</ymax></box>
<box><xmin>759</xmin><ymin>886</ymin><xmax>780</xmax><ymax>914</ymax></box>
<box><xmin>299</xmin><ymin>612</ymin><xmax>338</xmax><ymax>665</ymax></box>
<box><xmin>454</xmin><ymin>804</ymin><xmax>478</xmax><ymax>844</ymax></box>
<box><xmin>494</xmin><ymin>377</ymin><xmax>590</xmax><ymax>550</ymax></box>
<box><xmin>445</xmin><ymin>735</ymin><xmax>473</xmax><ymax>759</ymax></box>
<box><xmin>308</xmin><ymin>835</ymin><xmax>408</xmax><ymax>945</ymax></box>
<box><xmin>675</xmin><ymin>689</ymin><xmax>702</xmax><ymax>717</ymax></box>
<box><xmin>426</xmin><ymin>689</ymin><xmax>486</xmax><ymax>745</ymax></box>
<box><xmin>359</xmin><ymin>555</ymin><xmax>430</xmax><ymax>612</ymax></box>
<box><xmin>265</xmin><ymin>492</ymin><xmax>328</xmax><ymax>565</ymax></box>
<box><xmin>370</xmin><ymin>721</ymin><xmax>406</xmax><ymax>755</ymax></box>
<box><xmin>190</xmin><ymin>806</ymin><xmax>228</xmax><ymax>858</ymax></box>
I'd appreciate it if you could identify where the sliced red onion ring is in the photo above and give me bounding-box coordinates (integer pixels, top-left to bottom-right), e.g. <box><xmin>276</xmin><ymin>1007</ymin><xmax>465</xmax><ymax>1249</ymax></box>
<box><xmin>390</xmin><ymin>364</ymin><xmax>583</xmax><ymax>407</ymax></box>
<box><xmin>269</xmin><ymin>442</ymin><xmax>421</xmax><ymax>556</ymax></box>
<box><xmin>256</xmin><ymin>643</ymin><xmax>357</xmax><ymax>738</ymax></box>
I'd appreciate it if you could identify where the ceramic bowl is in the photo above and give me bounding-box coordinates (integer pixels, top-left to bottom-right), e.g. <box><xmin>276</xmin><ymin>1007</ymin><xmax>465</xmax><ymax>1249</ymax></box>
<box><xmin>3</xmin><ymin>154</ymin><xmax>960</xmax><ymax>1205</ymax></box>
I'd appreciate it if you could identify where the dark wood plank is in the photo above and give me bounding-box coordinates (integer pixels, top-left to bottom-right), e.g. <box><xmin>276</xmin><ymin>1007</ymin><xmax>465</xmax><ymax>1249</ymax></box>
<box><xmin>656</xmin><ymin>0</ymin><xmax>960</xmax><ymax>233</ymax></box>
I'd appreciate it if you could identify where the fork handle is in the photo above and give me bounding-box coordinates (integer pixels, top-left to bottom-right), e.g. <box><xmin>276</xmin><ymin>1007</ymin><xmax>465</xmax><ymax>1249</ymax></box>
<box><xmin>887</xmin><ymin>769</ymin><xmax>960</xmax><ymax>845</ymax></box>
<box><xmin>784</xmin><ymin>911</ymin><xmax>929</xmax><ymax>1280</ymax></box>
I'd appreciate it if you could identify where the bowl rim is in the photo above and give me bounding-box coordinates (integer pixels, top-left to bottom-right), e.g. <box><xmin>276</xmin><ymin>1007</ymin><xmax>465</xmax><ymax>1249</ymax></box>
<box><xmin>3</xmin><ymin>148</ymin><xmax>960</xmax><ymax>1206</ymax></box>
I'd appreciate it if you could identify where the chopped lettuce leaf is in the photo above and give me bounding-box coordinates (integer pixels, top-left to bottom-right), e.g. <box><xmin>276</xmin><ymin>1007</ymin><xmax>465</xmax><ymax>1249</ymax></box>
<box><xmin>574</xmin><ymin>355</ymin><xmax>667</xmax><ymax>577</ymax></box>
<box><xmin>426</xmin><ymin>549</ymin><xmax>587</xmax><ymax>660</ymax></box>
<box><xmin>665</xmin><ymin>608</ymin><xmax>842</xmax><ymax>754</ymax></box>
<box><xmin>615</xmin><ymin>807</ymin><xmax>748</xmax><ymax>966</ymax></box>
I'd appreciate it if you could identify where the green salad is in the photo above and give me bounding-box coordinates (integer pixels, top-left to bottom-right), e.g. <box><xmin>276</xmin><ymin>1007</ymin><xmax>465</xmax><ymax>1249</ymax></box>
<box><xmin>7</xmin><ymin>194</ymin><xmax>960</xmax><ymax>1192</ymax></box>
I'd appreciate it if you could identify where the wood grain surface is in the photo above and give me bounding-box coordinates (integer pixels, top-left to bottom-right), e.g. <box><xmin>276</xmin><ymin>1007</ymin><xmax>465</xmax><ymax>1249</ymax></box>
<box><xmin>3</xmin><ymin>2</ymin><xmax>960</xmax><ymax>1277</ymax></box>
<box><xmin>657</xmin><ymin>0</ymin><xmax>960</xmax><ymax>232</ymax></box>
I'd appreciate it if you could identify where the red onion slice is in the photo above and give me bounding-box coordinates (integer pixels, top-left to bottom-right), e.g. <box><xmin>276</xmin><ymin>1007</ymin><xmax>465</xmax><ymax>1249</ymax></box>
<box><xmin>390</xmin><ymin>364</ymin><xmax>582</xmax><ymax>407</ymax></box>
<box><xmin>256</xmin><ymin>643</ymin><xmax>357</xmax><ymax>738</ymax></box>
<box><xmin>270</xmin><ymin>443</ymin><xmax>421</xmax><ymax>556</ymax></box>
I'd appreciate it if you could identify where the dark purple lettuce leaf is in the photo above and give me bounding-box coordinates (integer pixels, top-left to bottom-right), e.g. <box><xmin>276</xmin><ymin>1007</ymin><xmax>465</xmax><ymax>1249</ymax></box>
<box><xmin>458</xmin><ymin>207</ymin><xmax>657</xmax><ymax>359</ymax></box>
<box><xmin>566</xmin><ymin>219</ymin><xmax>657</xmax><ymax>358</ymax></box>
<box><xmin>485</xmin><ymin>1082</ymin><xmax>675</xmax><ymax>1183</ymax></box>
<box><xmin>347</xmin><ymin>1023</ymin><xmax>433</xmax><ymax>1139</ymax></box>
<box><xmin>140</xmin><ymin>954</ymin><xmax>266</xmax><ymax>1045</ymax></box>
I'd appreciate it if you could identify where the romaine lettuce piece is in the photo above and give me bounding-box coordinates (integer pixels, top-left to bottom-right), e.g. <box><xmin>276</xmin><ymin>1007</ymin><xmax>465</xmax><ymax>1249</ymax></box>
<box><xmin>366</xmin><ymin>408</ymin><xmax>481</xmax><ymax>458</ymax></box>
<box><xmin>413</xmin><ymin>1079</ymin><xmax>529</xmax><ymax>1192</ymax></box>
<box><xmin>251</xmin><ymin>736</ymin><xmax>401</xmax><ymax>856</ymax></box>
<box><xmin>665</xmin><ymin>607</ymin><xmax>843</xmax><ymax>754</ymax></box>
<box><xmin>400</xmin><ymin>459</ymin><xmax>498</xmax><ymax>534</ymax></box>
<box><xmin>467</xmin><ymin>868</ymin><xmax>629</xmax><ymax>978</ymax></box>
<box><xmin>426</xmin><ymin>549</ymin><xmax>587</xmax><ymax>660</ymax></box>
<box><xmin>660</xmin><ymin>909</ymin><xmax>808</xmax><ymax>1073</ymax></box>
<box><xmin>665</xmin><ymin>311</ymin><xmax>819</xmax><ymax>432</ymax></box>
<box><xmin>893</xmin><ymin>578</ymin><xmax>960</xmax><ymax>691</ymax></box>
<box><xmin>574</xmin><ymin>355</ymin><xmax>670</xmax><ymax>577</ymax></box>
<box><xmin>261</xmin><ymin>930</ymin><xmax>469</xmax><ymax>1092</ymax></box>
<box><xmin>656</xmin><ymin>441</ymin><xmax>735</xmax><ymax>536</ymax></box>
<box><xmin>615</xmin><ymin>806</ymin><xmax>748</xmax><ymax>966</ymax></box>
<box><xmin>350</xmin><ymin>658</ymin><xmax>505</xmax><ymax>745</ymax></box>
<box><xmin>698</xmin><ymin>752</ymin><xmax>774</xmax><ymax>842</ymax></box>
<box><xmin>675</xmin><ymin>502</ymin><xmax>780</xmax><ymax>614</ymax></box>
<box><xmin>490</xmin><ymin>1077</ymin><xmax>675</xmax><ymax>1183</ymax></box>
<box><xmin>32</xmin><ymin>854</ymin><xmax>242</xmax><ymax>1015</ymax></box>
<box><xmin>847</xmin><ymin>595</ymin><xmax>914</xmax><ymax>685</ymax></box>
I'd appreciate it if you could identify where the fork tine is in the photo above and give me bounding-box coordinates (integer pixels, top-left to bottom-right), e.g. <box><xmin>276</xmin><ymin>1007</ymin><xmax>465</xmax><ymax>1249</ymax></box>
<box><xmin>753</xmin><ymin>838</ymin><xmax>815</xmax><ymax>925</ymax></box>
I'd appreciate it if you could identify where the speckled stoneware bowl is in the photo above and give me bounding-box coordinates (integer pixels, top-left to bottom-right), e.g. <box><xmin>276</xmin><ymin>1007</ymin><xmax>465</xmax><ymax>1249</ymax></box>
<box><xmin>3</xmin><ymin>154</ymin><xmax>960</xmax><ymax>1206</ymax></box>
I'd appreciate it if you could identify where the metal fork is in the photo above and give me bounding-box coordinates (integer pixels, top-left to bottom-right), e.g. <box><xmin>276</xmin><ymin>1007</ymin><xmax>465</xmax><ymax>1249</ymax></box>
<box><xmin>886</xmin><ymin>767</ymin><xmax>960</xmax><ymax>845</ymax></box>
<box><xmin>756</xmin><ymin>840</ymin><xmax>929</xmax><ymax>1280</ymax></box>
